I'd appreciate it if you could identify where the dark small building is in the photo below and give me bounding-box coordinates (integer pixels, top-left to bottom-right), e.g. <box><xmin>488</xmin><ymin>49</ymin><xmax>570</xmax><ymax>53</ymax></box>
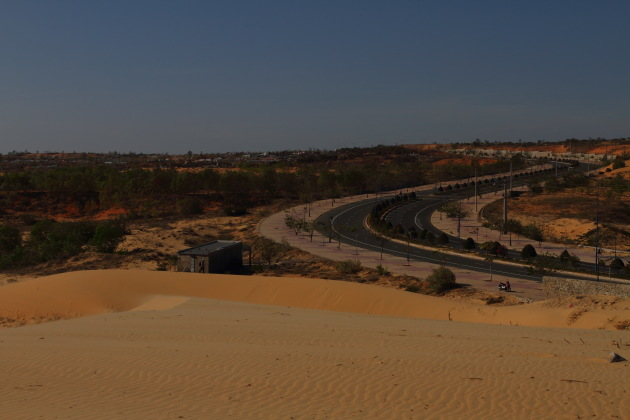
<box><xmin>177</xmin><ymin>240</ymin><xmax>244</xmax><ymax>273</ymax></box>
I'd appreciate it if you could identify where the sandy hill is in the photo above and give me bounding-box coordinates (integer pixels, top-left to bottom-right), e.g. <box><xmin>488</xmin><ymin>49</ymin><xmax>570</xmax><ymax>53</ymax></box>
<box><xmin>0</xmin><ymin>270</ymin><xmax>628</xmax><ymax>418</ymax></box>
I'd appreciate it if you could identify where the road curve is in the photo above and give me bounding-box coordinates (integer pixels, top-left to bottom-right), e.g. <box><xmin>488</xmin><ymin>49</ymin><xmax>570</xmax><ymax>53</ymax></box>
<box><xmin>316</xmin><ymin>194</ymin><xmax>541</xmax><ymax>282</ymax></box>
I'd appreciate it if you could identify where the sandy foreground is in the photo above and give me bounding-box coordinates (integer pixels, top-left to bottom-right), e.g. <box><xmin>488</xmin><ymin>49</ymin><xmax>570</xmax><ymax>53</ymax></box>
<box><xmin>0</xmin><ymin>270</ymin><xmax>628</xmax><ymax>419</ymax></box>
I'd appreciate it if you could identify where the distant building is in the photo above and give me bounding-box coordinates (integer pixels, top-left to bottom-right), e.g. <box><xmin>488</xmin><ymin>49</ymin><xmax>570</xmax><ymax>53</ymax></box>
<box><xmin>177</xmin><ymin>240</ymin><xmax>244</xmax><ymax>273</ymax></box>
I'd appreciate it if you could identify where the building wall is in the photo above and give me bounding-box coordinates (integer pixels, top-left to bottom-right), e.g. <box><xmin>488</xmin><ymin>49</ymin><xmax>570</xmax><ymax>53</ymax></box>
<box><xmin>177</xmin><ymin>243</ymin><xmax>243</xmax><ymax>273</ymax></box>
<box><xmin>543</xmin><ymin>276</ymin><xmax>630</xmax><ymax>299</ymax></box>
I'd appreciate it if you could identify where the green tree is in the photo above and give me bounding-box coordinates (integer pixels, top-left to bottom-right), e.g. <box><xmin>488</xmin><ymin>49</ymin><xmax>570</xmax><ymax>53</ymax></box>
<box><xmin>0</xmin><ymin>224</ymin><xmax>21</xmax><ymax>253</ymax></box>
<box><xmin>522</xmin><ymin>224</ymin><xmax>544</xmax><ymax>245</ymax></box>
<box><xmin>89</xmin><ymin>220</ymin><xmax>126</xmax><ymax>253</ymax></box>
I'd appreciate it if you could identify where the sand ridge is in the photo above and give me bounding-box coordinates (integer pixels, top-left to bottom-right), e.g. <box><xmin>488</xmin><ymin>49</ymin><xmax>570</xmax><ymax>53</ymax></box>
<box><xmin>1</xmin><ymin>270</ymin><xmax>629</xmax><ymax>331</ymax></box>
<box><xmin>0</xmin><ymin>293</ymin><xmax>628</xmax><ymax>419</ymax></box>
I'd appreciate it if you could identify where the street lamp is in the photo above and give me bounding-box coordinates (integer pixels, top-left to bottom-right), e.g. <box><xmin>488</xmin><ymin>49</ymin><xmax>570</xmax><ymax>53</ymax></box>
<box><xmin>595</xmin><ymin>181</ymin><xmax>600</xmax><ymax>281</ymax></box>
<box><xmin>329</xmin><ymin>216</ymin><xmax>333</xmax><ymax>243</ymax></box>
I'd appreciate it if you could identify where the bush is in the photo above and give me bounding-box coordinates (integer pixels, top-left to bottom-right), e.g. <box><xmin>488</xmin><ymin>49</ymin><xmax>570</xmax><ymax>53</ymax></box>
<box><xmin>89</xmin><ymin>219</ymin><xmax>126</xmax><ymax>253</ymax></box>
<box><xmin>335</xmin><ymin>259</ymin><xmax>362</xmax><ymax>275</ymax></box>
<box><xmin>376</xmin><ymin>264</ymin><xmax>390</xmax><ymax>276</ymax></box>
<box><xmin>481</xmin><ymin>241</ymin><xmax>507</xmax><ymax>257</ymax></box>
<box><xmin>522</xmin><ymin>224</ymin><xmax>544</xmax><ymax>244</ymax></box>
<box><xmin>610</xmin><ymin>257</ymin><xmax>625</xmax><ymax>270</ymax></box>
<box><xmin>612</xmin><ymin>158</ymin><xmax>626</xmax><ymax>170</ymax></box>
<box><xmin>176</xmin><ymin>196</ymin><xmax>204</xmax><ymax>215</ymax></box>
<box><xmin>426</xmin><ymin>266</ymin><xmax>457</xmax><ymax>294</ymax></box>
<box><xmin>408</xmin><ymin>227</ymin><xmax>418</xmax><ymax>239</ymax></box>
<box><xmin>0</xmin><ymin>224</ymin><xmax>21</xmax><ymax>253</ymax></box>
<box><xmin>155</xmin><ymin>261</ymin><xmax>169</xmax><ymax>271</ymax></box>
<box><xmin>405</xmin><ymin>284</ymin><xmax>420</xmax><ymax>293</ymax></box>
<box><xmin>425</xmin><ymin>231</ymin><xmax>435</xmax><ymax>244</ymax></box>
<box><xmin>462</xmin><ymin>237</ymin><xmax>476</xmax><ymax>250</ymax></box>
<box><xmin>521</xmin><ymin>244</ymin><xmax>537</xmax><ymax>259</ymax></box>
<box><xmin>559</xmin><ymin>250</ymin><xmax>581</xmax><ymax>268</ymax></box>
<box><xmin>254</xmin><ymin>237</ymin><xmax>291</xmax><ymax>266</ymax></box>
<box><xmin>437</xmin><ymin>232</ymin><xmax>449</xmax><ymax>245</ymax></box>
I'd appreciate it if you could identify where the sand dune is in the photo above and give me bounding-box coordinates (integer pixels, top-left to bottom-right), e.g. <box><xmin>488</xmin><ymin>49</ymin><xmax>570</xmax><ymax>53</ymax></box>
<box><xmin>0</xmin><ymin>270</ymin><xmax>628</xmax><ymax>418</ymax></box>
<box><xmin>1</xmin><ymin>270</ymin><xmax>629</xmax><ymax>330</ymax></box>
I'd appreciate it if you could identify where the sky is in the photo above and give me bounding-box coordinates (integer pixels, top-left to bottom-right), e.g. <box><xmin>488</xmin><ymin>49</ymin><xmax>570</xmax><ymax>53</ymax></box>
<box><xmin>1</xmin><ymin>1</ymin><xmax>629</xmax><ymax>154</ymax></box>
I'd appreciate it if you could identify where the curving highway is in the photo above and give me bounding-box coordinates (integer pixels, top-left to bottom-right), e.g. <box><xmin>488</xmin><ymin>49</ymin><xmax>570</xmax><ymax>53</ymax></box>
<box><xmin>316</xmin><ymin>162</ymin><xmax>594</xmax><ymax>282</ymax></box>
<box><xmin>316</xmin><ymin>193</ymin><xmax>541</xmax><ymax>282</ymax></box>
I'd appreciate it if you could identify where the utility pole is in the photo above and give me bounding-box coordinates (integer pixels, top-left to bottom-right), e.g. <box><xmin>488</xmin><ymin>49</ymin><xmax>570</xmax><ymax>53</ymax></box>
<box><xmin>474</xmin><ymin>167</ymin><xmax>478</xmax><ymax>212</ymax></box>
<box><xmin>509</xmin><ymin>158</ymin><xmax>513</xmax><ymax>192</ymax></box>
<box><xmin>503</xmin><ymin>180</ymin><xmax>508</xmax><ymax>235</ymax></box>
<box><xmin>595</xmin><ymin>182</ymin><xmax>600</xmax><ymax>281</ymax></box>
<box><xmin>329</xmin><ymin>217</ymin><xmax>333</xmax><ymax>243</ymax></box>
<box><xmin>457</xmin><ymin>195</ymin><xmax>462</xmax><ymax>249</ymax></box>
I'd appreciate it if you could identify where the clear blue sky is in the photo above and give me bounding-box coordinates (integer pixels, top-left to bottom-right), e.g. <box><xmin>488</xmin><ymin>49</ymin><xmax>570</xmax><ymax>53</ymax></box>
<box><xmin>1</xmin><ymin>1</ymin><xmax>629</xmax><ymax>154</ymax></box>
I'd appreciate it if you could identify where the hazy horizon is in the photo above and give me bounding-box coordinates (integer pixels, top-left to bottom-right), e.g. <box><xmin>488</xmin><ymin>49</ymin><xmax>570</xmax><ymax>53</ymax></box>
<box><xmin>2</xmin><ymin>2</ymin><xmax>629</xmax><ymax>154</ymax></box>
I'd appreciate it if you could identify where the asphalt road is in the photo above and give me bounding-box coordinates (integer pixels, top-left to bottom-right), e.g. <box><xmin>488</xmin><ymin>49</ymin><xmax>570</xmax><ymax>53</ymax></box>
<box><xmin>316</xmin><ymin>162</ymin><xmax>597</xmax><ymax>282</ymax></box>
<box><xmin>316</xmin><ymin>195</ymin><xmax>541</xmax><ymax>282</ymax></box>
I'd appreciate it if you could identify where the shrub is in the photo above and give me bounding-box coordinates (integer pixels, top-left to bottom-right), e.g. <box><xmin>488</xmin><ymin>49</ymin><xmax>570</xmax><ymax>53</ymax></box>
<box><xmin>254</xmin><ymin>237</ymin><xmax>291</xmax><ymax>266</ymax></box>
<box><xmin>522</xmin><ymin>224</ymin><xmax>544</xmax><ymax>245</ymax></box>
<box><xmin>612</xmin><ymin>158</ymin><xmax>626</xmax><ymax>170</ymax></box>
<box><xmin>177</xmin><ymin>196</ymin><xmax>204</xmax><ymax>215</ymax></box>
<box><xmin>89</xmin><ymin>219</ymin><xmax>126</xmax><ymax>253</ymax></box>
<box><xmin>375</xmin><ymin>264</ymin><xmax>390</xmax><ymax>276</ymax></box>
<box><xmin>335</xmin><ymin>259</ymin><xmax>362</xmax><ymax>275</ymax></box>
<box><xmin>0</xmin><ymin>224</ymin><xmax>21</xmax><ymax>253</ymax></box>
<box><xmin>426</xmin><ymin>266</ymin><xmax>457</xmax><ymax>294</ymax></box>
<box><xmin>559</xmin><ymin>250</ymin><xmax>581</xmax><ymax>268</ymax></box>
<box><xmin>405</xmin><ymin>284</ymin><xmax>420</xmax><ymax>293</ymax></box>
<box><xmin>610</xmin><ymin>257</ymin><xmax>625</xmax><ymax>270</ymax></box>
<box><xmin>425</xmin><ymin>231</ymin><xmax>435</xmax><ymax>244</ymax></box>
<box><xmin>408</xmin><ymin>227</ymin><xmax>418</xmax><ymax>239</ymax></box>
<box><xmin>521</xmin><ymin>244</ymin><xmax>537</xmax><ymax>259</ymax></box>
<box><xmin>437</xmin><ymin>232</ymin><xmax>449</xmax><ymax>245</ymax></box>
<box><xmin>462</xmin><ymin>237</ymin><xmax>476</xmax><ymax>250</ymax></box>
<box><xmin>481</xmin><ymin>241</ymin><xmax>500</xmax><ymax>254</ymax></box>
<box><xmin>528</xmin><ymin>253</ymin><xmax>561</xmax><ymax>276</ymax></box>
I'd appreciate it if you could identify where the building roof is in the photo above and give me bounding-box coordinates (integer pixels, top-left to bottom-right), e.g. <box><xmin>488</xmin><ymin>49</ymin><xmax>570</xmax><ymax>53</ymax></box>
<box><xmin>177</xmin><ymin>240</ymin><xmax>242</xmax><ymax>256</ymax></box>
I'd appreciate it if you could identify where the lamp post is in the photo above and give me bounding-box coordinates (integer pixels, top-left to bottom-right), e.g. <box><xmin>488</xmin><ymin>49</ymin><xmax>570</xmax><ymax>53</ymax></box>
<box><xmin>457</xmin><ymin>195</ymin><xmax>462</xmax><ymax>249</ymax></box>
<box><xmin>595</xmin><ymin>181</ymin><xmax>600</xmax><ymax>281</ymax></box>
<box><xmin>474</xmin><ymin>168</ymin><xmax>478</xmax><ymax>212</ymax></box>
<box><xmin>329</xmin><ymin>216</ymin><xmax>333</xmax><ymax>243</ymax></box>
